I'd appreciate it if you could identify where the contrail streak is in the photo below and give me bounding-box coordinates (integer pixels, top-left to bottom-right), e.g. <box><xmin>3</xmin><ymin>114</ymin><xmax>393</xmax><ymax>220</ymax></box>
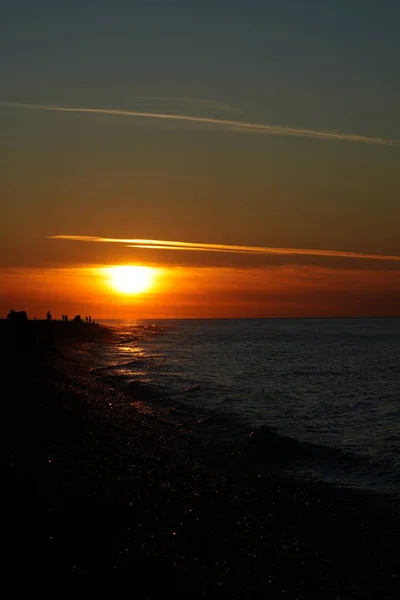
<box><xmin>49</xmin><ymin>235</ymin><xmax>400</xmax><ymax>262</ymax></box>
<box><xmin>3</xmin><ymin>102</ymin><xmax>399</xmax><ymax>146</ymax></box>
<box><xmin>126</xmin><ymin>244</ymin><xmax>263</xmax><ymax>254</ymax></box>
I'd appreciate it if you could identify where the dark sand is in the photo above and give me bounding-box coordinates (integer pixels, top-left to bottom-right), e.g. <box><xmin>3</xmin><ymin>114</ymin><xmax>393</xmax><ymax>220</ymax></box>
<box><xmin>1</xmin><ymin>320</ymin><xmax>399</xmax><ymax>597</ymax></box>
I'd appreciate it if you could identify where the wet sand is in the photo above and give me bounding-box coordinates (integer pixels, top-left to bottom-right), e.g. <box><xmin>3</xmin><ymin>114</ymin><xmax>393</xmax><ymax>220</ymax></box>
<box><xmin>1</xmin><ymin>320</ymin><xmax>399</xmax><ymax>597</ymax></box>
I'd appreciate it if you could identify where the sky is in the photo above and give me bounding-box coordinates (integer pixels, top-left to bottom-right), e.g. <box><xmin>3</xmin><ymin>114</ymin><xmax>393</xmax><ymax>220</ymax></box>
<box><xmin>1</xmin><ymin>0</ymin><xmax>400</xmax><ymax>318</ymax></box>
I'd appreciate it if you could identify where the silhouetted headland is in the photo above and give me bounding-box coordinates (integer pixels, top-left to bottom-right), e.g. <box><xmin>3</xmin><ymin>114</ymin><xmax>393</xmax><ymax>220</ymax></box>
<box><xmin>1</xmin><ymin>316</ymin><xmax>399</xmax><ymax>596</ymax></box>
<box><xmin>0</xmin><ymin>316</ymin><xmax>109</xmax><ymax>358</ymax></box>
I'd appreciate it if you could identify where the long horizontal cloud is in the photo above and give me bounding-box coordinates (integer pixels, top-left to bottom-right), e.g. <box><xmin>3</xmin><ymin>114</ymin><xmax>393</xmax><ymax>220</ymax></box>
<box><xmin>3</xmin><ymin>102</ymin><xmax>399</xmax><ymax>146</ymax></box>
<box><xmin>49</xmin><ymin>235</ymin><xmax>400</xmax><ymax>262</ymax></box>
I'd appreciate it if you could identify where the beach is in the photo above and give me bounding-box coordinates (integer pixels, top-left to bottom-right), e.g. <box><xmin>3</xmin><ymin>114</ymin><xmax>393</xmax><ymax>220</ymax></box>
<box><xmin>1</xmin><ymin>319</ymin><xmax>399</xmax><ymax>597</ymax></box>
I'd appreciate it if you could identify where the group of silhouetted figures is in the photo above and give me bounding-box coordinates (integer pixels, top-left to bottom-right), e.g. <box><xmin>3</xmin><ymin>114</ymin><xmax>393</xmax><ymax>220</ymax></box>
<box><xmin>6</xmin><ymin>309</ymin><xmax>96</xmax><ymax>325</ymax></box>
<box><xmin>67</xmin><ymin>314</ymin><xmax>96</xmax><ymax>324</ymax></box>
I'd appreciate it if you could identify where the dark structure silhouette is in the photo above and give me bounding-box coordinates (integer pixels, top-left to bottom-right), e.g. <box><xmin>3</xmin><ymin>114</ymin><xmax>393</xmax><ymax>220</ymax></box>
<box><xmin>7</xmin><ymin>309</ymin><xmax>28</xmax><ymax>322</ymax></box>
<box><xmin>46</xmin><ymin>311</ymin><xmax>52</xmax><ymax>321</ymax></box>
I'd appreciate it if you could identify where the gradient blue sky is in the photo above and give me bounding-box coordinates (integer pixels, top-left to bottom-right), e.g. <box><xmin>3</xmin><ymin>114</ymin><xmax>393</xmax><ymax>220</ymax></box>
<box><xmin>1</xmin><ymin>1</ymin><xmax>400</xmax><ymax>316</ymax></box>
<box><xmin>2</xmin><ymin>1</ymin><xmax>399</xmax><ymax>128</ymax></box>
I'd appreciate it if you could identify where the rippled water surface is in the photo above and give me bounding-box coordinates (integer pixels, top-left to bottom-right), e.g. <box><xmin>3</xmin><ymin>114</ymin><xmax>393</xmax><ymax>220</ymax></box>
<box><xmin>97</xmin><ymin>318</ymin><xmax>400</xmax><ymax>495</ymax></box>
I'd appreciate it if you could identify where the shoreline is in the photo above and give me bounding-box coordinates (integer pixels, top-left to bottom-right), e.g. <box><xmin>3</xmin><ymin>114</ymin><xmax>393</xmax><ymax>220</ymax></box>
<box><xmin>2</xmin><ymin>321</ymin><xmax>399</xmax><ymax>595</ymax></box>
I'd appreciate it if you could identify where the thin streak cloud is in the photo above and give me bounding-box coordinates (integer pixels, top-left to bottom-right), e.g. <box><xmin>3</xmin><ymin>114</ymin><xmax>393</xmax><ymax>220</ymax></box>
<box><xmin>49</xmin><ymin>235</ymin><xmax>400</xmax><ymax>262</ymax></box>
<box><xmin>3</xmin><ymin>102</ymin><xmax>399</xmax><ymax>146</ymax></box>
<box><xmin>126</xmin><ymin>244</ymin><xmax>261</xmax><ymax>254</ymax></box>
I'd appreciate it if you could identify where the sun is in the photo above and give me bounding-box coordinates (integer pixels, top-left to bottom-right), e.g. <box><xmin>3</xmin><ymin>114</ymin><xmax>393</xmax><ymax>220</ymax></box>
<box><xmin>107</xmin><ymin>266</ymin><xmax>155</xmax><ymax>295</ymax></box>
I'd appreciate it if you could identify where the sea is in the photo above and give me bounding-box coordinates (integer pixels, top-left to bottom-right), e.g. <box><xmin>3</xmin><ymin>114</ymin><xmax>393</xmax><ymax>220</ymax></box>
<box><xmin>95</xmin><ymin>318</ymin><xmax>400</xmax><ymax>498</ymax></box>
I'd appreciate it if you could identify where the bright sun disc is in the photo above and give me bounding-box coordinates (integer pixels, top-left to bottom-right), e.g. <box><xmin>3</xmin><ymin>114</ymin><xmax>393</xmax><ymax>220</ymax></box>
<box><xmin>107</xmin><ymin>266</ymin><xmax>155</xmax><ymax>294</ymax></box>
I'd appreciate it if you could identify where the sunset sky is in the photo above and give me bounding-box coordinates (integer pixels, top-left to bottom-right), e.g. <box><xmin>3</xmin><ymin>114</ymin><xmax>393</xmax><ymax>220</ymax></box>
<box><xmin>1</xmin><ymin>1</ymin><xmax>400</xmax><ymax>318</ymax></box>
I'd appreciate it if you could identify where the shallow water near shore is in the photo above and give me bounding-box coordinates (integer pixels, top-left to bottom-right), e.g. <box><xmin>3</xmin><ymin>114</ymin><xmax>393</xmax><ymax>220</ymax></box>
<box><xmin>95</xmin><ymin>318</ymin><xmax>400</xmax><ymax>497</ymax></box>
<box><xmin>2</xmin><ymin>318</ymin><xmax>399</xmax><ymax>594</ymax></box>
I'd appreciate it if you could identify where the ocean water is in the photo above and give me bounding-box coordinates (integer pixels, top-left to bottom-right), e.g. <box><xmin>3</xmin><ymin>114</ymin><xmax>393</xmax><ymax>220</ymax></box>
<box><xmin>96</xmin><ymin>318</ymin><xmax>400</xmax><ymax>496</ymax></box>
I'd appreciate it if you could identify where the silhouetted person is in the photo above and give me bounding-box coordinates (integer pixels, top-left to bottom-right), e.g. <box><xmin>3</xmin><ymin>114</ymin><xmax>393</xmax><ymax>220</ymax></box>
<box><xmin>62</xmin><ymin>314</ymin><xmax>65</xmax><ymax>322</ymax></box>
<box><xmin>85</xmin><ymin>316</ymin><xmax>88</xmax><ymax>323</ymax></box>
<box><xmin>47</xmin><ymin>311</ymin><xmax>52</xmax><ymax>321</ymax></box>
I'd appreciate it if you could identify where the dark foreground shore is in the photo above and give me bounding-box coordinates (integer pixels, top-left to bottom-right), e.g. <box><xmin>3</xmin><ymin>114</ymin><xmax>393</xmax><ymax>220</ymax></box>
<box><xmin>1</xmin><ymin>320</ymin><xmax>399</xmax><ymax>597</ymax></box>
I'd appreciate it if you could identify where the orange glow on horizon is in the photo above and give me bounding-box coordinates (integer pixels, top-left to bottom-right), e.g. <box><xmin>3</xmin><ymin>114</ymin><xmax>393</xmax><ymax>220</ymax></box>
<box><xmin>1</xmin><ymin>263</ymin><xmax>400</xmax><ymax>320</ymax></box>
